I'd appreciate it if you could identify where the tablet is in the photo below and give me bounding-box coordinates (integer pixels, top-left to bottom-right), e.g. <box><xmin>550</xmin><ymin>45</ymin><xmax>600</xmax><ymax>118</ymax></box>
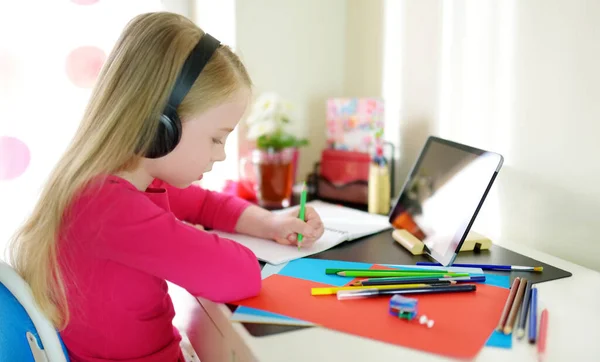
<box><xmin>389</xmin><ymin>136</ymin><xmax>503</xmax><ymax>266</ymax></box>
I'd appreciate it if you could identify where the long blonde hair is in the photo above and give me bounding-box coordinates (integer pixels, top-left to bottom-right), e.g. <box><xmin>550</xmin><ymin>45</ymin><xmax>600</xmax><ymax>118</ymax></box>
<box><xmin>7</xmin><ymin>11</ymin><xmax>251</xmax><ymax>329</ymax></box>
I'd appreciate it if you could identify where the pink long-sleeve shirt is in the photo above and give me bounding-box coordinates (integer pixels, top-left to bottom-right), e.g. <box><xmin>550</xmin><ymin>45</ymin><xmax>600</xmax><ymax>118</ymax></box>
<box><xmin>58</xmin><ymin>175</ymin><xmax>261</xmax><ymax>361</ymax></box>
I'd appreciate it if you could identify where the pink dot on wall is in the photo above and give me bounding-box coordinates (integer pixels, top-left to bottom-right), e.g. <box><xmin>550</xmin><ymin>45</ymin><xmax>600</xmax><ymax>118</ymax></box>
<box><xmin>66</xmin><ymin>46</ymin><xmax>106</xmax><ymax>88</ymax></box>
<box><xmin>71</xmin><ymin>0</ymin><xmax>99</xmax><ymax>5</ymax></box>
<box><xmin>0</xmin><ymin>136</ymin><xmax>31</xmax><ymax>181</ymax></box>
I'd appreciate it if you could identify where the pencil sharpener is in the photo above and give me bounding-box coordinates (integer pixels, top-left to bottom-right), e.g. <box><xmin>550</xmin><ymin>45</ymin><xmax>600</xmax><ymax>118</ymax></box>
<box><xmin>389</xmin><ymin>295</ymin><xmax>418</xmax><ymax>320</ymax></box>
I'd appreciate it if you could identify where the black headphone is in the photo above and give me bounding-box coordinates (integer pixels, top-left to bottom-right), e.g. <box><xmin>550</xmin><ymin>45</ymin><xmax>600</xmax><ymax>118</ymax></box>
<box><xmin>144</xmin><ymin>33</ymin><xmax>221</xmax><ymax>159</ymax></box>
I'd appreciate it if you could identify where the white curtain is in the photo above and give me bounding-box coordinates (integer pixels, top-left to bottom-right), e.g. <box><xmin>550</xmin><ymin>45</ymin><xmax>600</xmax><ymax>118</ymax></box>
<box><xmin>381</xmin><ymin>0</ymin><xmax>517</xmax><ymax>168</ymax></box>
<box><xmin>436</xmin><ymin>0</ymin><xmax>517</xmax><ymax>161</ymax></box>
<box><xmin>435</xmin><ymin>0</ymin><xmax>517</xmax><ymax>240</ymax></box>
<box><xmin>381</xmin><ymin>0</ymin><xmax>518</xmax><ymax>240</ymax></box>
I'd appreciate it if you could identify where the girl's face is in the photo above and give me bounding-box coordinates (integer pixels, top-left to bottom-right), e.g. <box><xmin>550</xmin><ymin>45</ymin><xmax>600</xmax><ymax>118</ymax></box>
<box><xmin>146</xmin><ymin>87</ymin><xmax>250</xmax><ymax>188</ymax></box>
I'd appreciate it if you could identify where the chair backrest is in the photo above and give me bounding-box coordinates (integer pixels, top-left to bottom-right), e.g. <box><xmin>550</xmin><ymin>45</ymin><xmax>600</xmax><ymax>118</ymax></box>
<box><xmin>0</xmin><ymin>260</ymin><xmax>69</xmax><ymax>362</ymax></box>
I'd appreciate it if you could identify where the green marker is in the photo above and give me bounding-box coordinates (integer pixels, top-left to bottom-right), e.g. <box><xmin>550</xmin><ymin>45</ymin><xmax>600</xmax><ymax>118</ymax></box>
<box><xmin>297</xmin><ymin>182</ymin><xmax>307</xmax><ymax>250</ymax></box>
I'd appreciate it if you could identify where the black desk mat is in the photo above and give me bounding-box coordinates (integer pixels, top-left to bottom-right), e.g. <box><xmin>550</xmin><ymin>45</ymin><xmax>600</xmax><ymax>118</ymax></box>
<box><xmin>229</xmin><ymin>230</ymin><xmax>571</xmax><ymax>337</ymax></box>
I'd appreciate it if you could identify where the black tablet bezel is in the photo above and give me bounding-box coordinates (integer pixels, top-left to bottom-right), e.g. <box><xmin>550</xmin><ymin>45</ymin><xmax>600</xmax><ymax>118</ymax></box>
<box><xmin>388</xmin><ymin>136</ymin><xmax>504</xmax><ymax>266</ymax></box>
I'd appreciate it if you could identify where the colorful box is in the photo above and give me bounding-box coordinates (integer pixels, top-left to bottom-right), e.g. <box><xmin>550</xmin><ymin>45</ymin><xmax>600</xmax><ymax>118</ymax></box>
<box><xmin>326</xmin><ymin>98</ymin><xmax>384</xmax><ymax>155</ymax></box>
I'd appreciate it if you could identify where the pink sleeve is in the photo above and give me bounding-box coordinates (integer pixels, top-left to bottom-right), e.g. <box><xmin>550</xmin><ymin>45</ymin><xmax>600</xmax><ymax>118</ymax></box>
<box><xmin>150</xmin><ymin>179</ymin><xmax>251</xmax><ymax>232</ymax></box>
<box><xmin>91</xmin><ymin>190</ymin><xmax>261</xmax><ymax>302</ymax></box>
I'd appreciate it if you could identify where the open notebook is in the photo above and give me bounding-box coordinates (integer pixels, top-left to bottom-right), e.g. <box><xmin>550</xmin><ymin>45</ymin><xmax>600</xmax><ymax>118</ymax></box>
<box><xmin>212</xmin><ymin>200</ymin><xmax>392</xmax><ymax>265</ymax></box>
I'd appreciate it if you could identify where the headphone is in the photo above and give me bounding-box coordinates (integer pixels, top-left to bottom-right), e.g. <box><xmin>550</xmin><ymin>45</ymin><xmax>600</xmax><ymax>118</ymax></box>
<box><xmin>144</xmin><ymin>33</ymin><xmax>221</xmax><ymax>159</ymax></box>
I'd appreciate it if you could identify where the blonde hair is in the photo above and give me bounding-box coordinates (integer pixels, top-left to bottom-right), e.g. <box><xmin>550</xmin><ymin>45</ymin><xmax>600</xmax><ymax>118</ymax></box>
<box><xmin>7</xmin><ymin>11</ymin><xmax>251</xmax><ymax>329</ymax></box>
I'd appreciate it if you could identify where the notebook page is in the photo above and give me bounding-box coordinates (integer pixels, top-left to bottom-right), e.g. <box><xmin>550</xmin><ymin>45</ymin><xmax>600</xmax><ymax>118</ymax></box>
<box><xmin>213</xmin><ymin>228</ymin><xmax>347</xmax><ymax>265</ymax></box>
<box><xmin>304</xmin><ymin>200</ymin><xmax>391</xmax><ymax>239</ymax></box>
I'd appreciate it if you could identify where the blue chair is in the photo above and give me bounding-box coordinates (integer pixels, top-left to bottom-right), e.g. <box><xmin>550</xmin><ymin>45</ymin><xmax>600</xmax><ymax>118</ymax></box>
<box><xmin>0</xmin><ymin>260</ymin><xmax>70</xmax><ymax>361</ymax></box>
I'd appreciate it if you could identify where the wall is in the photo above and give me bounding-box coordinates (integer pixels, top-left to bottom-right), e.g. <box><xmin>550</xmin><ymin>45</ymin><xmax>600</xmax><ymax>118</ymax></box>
<box><xmin>235</xmin><ymin>0</ymin><xmax>347</xmax><ymax>180</ymax></box>
<box><xmin>234</xmin><ymin>0</ymin><xmax>387</xmax><ymax>180</ymax></box>
<box><xmin>343</xmin><ymin>0</ymin><xmax>384</xmax><ymax>98</ymax></box>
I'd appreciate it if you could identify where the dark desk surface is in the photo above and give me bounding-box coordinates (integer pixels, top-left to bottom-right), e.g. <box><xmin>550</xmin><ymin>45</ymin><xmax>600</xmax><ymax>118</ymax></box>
<box><xmin>230</xmin><ymin>227</ymin><xmax>572</xmax><ymax>337</ymax></box>
<box><xmin>286</xmin><ymin>193</ymin><xmax>571</xmax><ymax>284</ymax></box>
<box><xmin>308</xmin><ymin>230</ymin><xmax>572</xmax><ymax>284</ymax></box>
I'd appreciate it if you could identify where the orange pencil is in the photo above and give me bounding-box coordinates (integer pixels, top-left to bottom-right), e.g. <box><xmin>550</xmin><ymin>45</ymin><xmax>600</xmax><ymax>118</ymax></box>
<box><xmin>504</xmin><ymin>277</ymin><xmax>528</xmax><ymax>334</ymax></box>
<box><xmin>496</xmin><ymin>277</ymin><xmax>520</xmax><ymax>332</ymax></box>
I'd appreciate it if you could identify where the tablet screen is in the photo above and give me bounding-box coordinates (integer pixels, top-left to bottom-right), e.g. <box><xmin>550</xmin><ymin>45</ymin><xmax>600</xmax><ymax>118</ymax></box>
<box><xmin>389</xmin><ymin>137</ymin><xmax>503</xmax><ymax>266</ymax></box>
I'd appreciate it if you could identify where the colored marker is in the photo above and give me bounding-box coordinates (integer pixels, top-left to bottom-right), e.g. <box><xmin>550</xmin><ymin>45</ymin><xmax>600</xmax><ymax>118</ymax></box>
<box><xmin>538</xmin><ymin>309</ymin><xmax>549</xmax><ymax>361</ymax></box>
<box><xmin>297</xmin><ymin>182</ymin><xmax>307</xmax><ymax>250</ymax></box>
<box><xmin>528</xmin><ymin>287</ymin><xmax>538</xmax><ymax>343</ymax></box>
<box><xmin>311</xmin><ymin>283</ymin><xmax>429</xmax><ymax>296</ymax></box>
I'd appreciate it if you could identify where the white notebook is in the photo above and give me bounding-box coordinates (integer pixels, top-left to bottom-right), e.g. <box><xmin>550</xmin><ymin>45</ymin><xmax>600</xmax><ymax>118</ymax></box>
<box><xmin>212</xmin><ymin>200</ymin><xmax>392</xmax><ymax>265</ymax></box>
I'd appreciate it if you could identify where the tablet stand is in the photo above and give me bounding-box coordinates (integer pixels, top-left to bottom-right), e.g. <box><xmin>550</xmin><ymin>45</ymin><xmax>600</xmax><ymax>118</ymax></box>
<box><xmin>392</xmin><ymin>229</ymin><xmax>492</xmax><ymax>256</ymax></box>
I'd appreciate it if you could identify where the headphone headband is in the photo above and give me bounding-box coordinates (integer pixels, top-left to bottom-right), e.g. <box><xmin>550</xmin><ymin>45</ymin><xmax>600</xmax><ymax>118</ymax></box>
<box><xmin>144</xmin><ymin>33</ymin><xmax>221</xmax><ymax>159</ymax></box>
<box><xmin>165</xmin><ymin>33</ymin><xmax>221</xmax><ymax>116</ymax></box>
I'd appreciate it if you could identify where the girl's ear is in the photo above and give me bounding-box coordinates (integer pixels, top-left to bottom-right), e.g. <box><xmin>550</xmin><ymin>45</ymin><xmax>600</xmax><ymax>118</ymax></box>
<box><xmin>144</xmin><ymin>34</ymin><xmax>221</xmax><ymax>159</ymax></box>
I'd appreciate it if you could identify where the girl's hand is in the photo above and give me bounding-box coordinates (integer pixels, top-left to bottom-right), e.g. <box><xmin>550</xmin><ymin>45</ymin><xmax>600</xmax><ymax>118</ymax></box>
<box><xmin>183</xmin><ymin>221</ymin><xmax>205</xmax><ymax>231</ymax></box>
<box><xmin>269</xmin><ymin>206</ymin><xmax>325</xmax><ymax>247</ymax></box>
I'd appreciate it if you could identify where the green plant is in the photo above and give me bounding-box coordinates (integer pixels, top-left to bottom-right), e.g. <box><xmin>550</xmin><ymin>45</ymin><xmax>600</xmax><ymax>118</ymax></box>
<box><xmin>246</xmin><ymin>92</ymin><xmax>309</xmax><ymax>152</ymax></box>
<box><xmin>256</xmin><ymin>131</ymin><xmax>309</xmax><ymax>151</ymax></box>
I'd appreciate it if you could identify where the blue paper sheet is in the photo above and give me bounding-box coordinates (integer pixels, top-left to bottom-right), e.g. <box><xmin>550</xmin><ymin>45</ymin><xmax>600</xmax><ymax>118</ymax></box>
<box><xmin>231</xmin><ymin>306</ymin><xmax>315</xmax><ymax>326</ymax></box>
<box><xmin>486</xmin><ymin>330</ymin><xmax>513</xmax><ymax>348</ymax></box>
<box><xmin>483</xmin><ymin>273</ymin><xmax>511</xmax><ymax>289</ymax></box>
<box><xmin>279</xmin><ymin>258</ymin><xmax>373</xmax><ymax>286</ymax></box>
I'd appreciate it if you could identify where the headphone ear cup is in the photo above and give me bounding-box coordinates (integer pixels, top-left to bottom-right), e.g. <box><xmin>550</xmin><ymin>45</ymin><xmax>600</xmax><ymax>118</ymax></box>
<box><xmin>145</xmin><ymin>113</ymin><xmax>182</xmax><ymax>158</ymax></box>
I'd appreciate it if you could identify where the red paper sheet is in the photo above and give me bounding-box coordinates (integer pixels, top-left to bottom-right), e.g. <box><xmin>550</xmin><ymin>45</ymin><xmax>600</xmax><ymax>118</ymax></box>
<box><xmin>232</xmin><ymin>273</ymin><xmax>508</xmax><ymax>359</ymax></box>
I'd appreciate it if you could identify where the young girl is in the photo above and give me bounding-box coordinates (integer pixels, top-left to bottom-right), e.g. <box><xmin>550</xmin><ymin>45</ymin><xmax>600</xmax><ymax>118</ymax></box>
<box><xmin>8</xmin><ymin>12</ymin><xmax>324</xmax><ymax>362</ymax></box>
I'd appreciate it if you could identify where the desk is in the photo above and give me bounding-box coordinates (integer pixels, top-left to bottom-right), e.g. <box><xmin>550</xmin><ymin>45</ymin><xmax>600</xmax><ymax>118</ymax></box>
<box><xmin>170</xmin><ymin>232</ymin><xmax>600</xmax><ymax>362</ymax></box>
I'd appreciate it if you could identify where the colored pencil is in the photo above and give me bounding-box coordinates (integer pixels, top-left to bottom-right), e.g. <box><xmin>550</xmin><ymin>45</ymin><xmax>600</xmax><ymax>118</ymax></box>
<box><xmin>325</xmin><ymin>268</ymin><xmax>454</xmax><ymax>275</ymax></box>
<box><xmin>504</xmin><ymin>277</ymin><xmax>527</xmax><ymax>334</ymax></box>
<box><xmin>528</xmin><ymin>287</ymin><xmax>538</xmax><ymax>344</ymax></box>
<box><xmin>337</xmin><ymin>271</ymin><xmax>469</xmax><ymax>278</ymax></box>
<box><xmin>496</xmin><ymin>277</ymin><xmax>520</xmax><ymax>332</ymax></box>
<box><xmin>353</xmin><ymin>276</ymin><xmax>485</xmax><ymax>286</ymax></box>
<box><xmin>416</xmin><ymin>262</ymin><xmax>543</xmax><ymax>272</ymax></box>
<box><xmin>538</xmin><ymin>309</ymin><xmax>549</xmax><ymax>361</ymax></box>
<box><xmin>297</xmin><ymin>182</ymin><xmax>307</xmax><ymax>250</ymax></box>
<box><xmin>356</xmin><ymin>279</ymin><xmax>455</xmax><ymax>287</ymax></box>
<box><xmin>516</xmin><ymin>280</ymin><xmax>533</xmax><ymax>339</ymax></box>
<box><xmin>336</xmin><ymin>284</ymin><xmax>476</xmax><ymax>300</ymax></box>
<box><xmin>311</xmin><ymin>283</ymin><xmax>429</xmax><ymax>296</ymax></box>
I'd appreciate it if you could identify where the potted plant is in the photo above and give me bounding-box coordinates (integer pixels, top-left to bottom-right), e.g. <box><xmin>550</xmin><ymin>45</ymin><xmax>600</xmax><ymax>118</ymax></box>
<box><xmin>242</xmin><ymin>92</ymin><xmax>308</xmax><ymax>208</ymax></box>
